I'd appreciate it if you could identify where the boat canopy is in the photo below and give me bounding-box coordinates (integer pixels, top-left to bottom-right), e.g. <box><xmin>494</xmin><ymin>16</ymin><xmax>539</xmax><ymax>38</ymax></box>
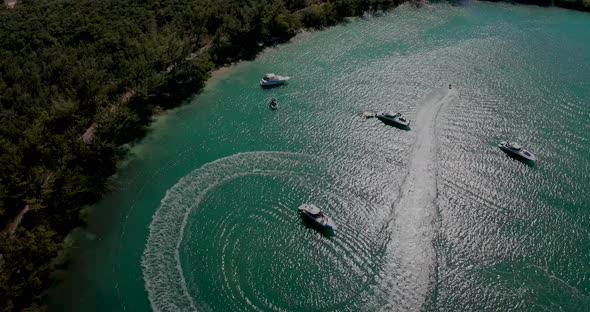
<box><xmin>305</xmin><ymin>204</ymin><xmax>321</xmax><ymax>215</ymax></box>
<box><xmin>263</xmin><ymin>73</ymin><xmax>276</xmax><ymax>80</ymax></box>
<box><xmin>509</xmin><ymin>142</ymin><xmax>522</xmax><ymax>150</ymax></box>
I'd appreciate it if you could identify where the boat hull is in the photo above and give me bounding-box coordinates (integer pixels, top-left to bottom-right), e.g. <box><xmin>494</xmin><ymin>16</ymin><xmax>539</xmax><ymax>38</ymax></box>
<box><xmin>260</xmin><ymin>77</ymin><xmax>290</xmax><ymax>88</ymax></box>
<box><xmin>260</xmin><ymin>80</ymin><xmax>286</xmax><ymax>85</ymax></box>
<box><xmin>498</xmin><ymin>143</ymin><xmax>536</xmax><ymax>162</ymax></box>
<box><xmin>299</xmin><ymin>211</ymin><xmax>336</xmax><ymax>232</ymax></box>
<box><xmin>297</xmin><ymin>204</ymin><xmax>336</xmax><ymax>231</ymax></box>
<box><xmin>376</xmin><ymin>114</ymin><xmax>411</xmax><ymax>128</ymax></box>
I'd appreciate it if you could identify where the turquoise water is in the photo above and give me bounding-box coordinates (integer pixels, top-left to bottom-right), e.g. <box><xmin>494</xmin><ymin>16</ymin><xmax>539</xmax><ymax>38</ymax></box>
<box><xmin>54</xmin><ymin>2</ymin><xmax>590</xmax><ymax>311</ymax></box>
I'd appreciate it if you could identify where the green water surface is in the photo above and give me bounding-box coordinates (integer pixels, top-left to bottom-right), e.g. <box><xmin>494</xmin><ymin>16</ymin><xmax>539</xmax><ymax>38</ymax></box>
<box><xmin>54</xmin><ymin>2</ymin><xmax>590</xmax><ymax>311</ymax></box>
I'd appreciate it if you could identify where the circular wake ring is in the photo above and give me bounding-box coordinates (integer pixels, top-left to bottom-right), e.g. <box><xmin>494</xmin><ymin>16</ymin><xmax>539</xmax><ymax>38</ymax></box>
<box><xmin>142</xmin><ymin>152</ymin><xmax>388</xmax><ymax>311</ymax></box>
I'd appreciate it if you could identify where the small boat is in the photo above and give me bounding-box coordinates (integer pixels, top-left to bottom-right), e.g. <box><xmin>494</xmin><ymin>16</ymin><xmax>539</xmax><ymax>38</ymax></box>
<box><xmin>260</xmin><ymin>73</ymin><xmax>290</xmax><ymax>87</ymax></box>
<box><xmin>498</xmin><ymin>141</ymin><xmax>536</xmax><ymax>162</ymax></box>
<box><xmin>269</xmin><ymin>98</ymin><xmax>278</xmax><ymax>110</ymax></box>
<box><xmin>298</xmin><ymin>204</ymin><xmax>336</xmax><ymax>231</ymax></box>
<box><xmin>375</xmin><ymin>112</ymin><xmax>410</xmax><ymax>127</ymax></box>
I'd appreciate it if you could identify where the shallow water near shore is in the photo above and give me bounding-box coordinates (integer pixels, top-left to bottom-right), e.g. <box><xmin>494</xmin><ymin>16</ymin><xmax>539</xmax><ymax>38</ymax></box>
<box><xmin>53</xmin><ymin>2</ymin><xmax>590</xmax><ymax>311</ymax></box>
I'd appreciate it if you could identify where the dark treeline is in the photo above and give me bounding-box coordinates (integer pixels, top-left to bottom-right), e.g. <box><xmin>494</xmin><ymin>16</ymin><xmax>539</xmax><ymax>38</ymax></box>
<box><xmin>0</xmin><ymin>0</ymin><xmax>409</xmax><ymax>310</ymax></box>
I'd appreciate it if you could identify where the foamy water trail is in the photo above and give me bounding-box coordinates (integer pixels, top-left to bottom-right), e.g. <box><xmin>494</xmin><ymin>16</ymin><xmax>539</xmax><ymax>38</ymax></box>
<box><xmin>380</xmin><ymin>87</ymin><xmax>457</xmax><ymax>311</ymax></box>
<box><xmin>142</xmin><ymin>151</ymin><xmax>387</xmax><ymax>311</ymax></box>
<box><xmin>142</xmin><ymin>152</ymin><xmax>307</xmax><ymax>312</ymax></box>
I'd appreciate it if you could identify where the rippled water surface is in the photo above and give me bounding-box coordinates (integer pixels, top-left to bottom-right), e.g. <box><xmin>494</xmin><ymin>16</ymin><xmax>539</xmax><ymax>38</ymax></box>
<box><xmin>54</xmin><ymin>2</ymin><xmax>590</xmax><ymax>311</ymax></box>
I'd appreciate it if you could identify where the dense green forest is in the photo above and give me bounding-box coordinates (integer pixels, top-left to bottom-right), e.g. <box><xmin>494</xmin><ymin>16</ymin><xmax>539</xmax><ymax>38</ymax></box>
<box><xmin>0</xmin><ymin>0</ymin><xmax>411</xmax><ymax>310</ymax></box>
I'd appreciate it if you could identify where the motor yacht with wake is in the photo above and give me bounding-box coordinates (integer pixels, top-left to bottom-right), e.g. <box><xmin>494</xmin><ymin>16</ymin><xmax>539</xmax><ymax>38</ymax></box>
<box><xmin>498</xmin><ymin>141</ymin><xmax>536</xmax><ymax>162</ymax></box>
<box><xmin>376</xmin><ymin>112</ymin><xmax>410</xmax><ymax>127</ymax></box>
<box><xmin>298</xmin><ymin>204</ymin><xmax>336</xmax><ymax>231</ymax></box>
<box><xmin>260</xmin><ymin>73</ymin><xmax>290</xmax><ymax>87</ymax></box>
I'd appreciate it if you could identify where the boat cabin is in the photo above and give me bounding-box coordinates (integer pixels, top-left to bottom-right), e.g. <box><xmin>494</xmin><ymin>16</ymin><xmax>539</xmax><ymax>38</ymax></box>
<box><xmin>263</xmin><ymin>73</ymin><xmax>276</xmax><ymax>81</ymax></box>
<box><xmin>301</xmin><ymin>204</ymin><xmax>322</xmax><ymax>217</ymax></box>
<box><xmin>508</xmin><ymin>142</ymin><xmax>522</xmax><ymax>150</ymax></box>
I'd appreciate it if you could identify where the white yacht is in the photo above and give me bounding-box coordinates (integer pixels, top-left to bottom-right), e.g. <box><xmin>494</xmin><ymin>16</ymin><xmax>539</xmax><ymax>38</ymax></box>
<box><xmin>298</xmin><ymin>204</ymin><xmax>336</xmax><ymax>231</ymax></box>
<box><xmin>260</xmin><ymin>73</ymin><xmax>290</xmax><ymax>87</ymax></box>
<box><xmin>498</xmin><ymin>141</ymin><xmax>536</xmax><ymax>162</ymax></box>
<box><xmin>375</xmin><ymin>112</ymin><xmax>410</xmax><ymax>127</ymax></box>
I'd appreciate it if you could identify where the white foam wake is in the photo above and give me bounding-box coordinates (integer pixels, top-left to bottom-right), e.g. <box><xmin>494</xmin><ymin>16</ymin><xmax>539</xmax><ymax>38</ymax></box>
<box><xmin>380</xmin><ymin>87</ymin><xmax>457</xmax><ymax>311</ymax></box>
<box><xmin>141</xmin><ymin>152</ymin><xmax>309</xmax><ymax>312</ymax></box>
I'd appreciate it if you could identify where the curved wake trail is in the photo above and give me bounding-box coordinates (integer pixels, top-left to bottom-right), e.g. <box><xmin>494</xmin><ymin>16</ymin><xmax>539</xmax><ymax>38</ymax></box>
<box><xmin>142</xmin><ymin>152</ymin><xmax>386</xmax><ymax>311</ymax></box>
<box><xmin>380</xmin><ymin>87</ymin><xmax>457</xmax><ymax>311</ymax></box>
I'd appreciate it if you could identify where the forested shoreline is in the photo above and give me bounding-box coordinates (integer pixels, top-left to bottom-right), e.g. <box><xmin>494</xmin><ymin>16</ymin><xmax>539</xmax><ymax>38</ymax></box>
<box><xmin>0</xmin><ymin>0</ymin><xmax>414</xmax><ymax>310</ymax></box>
<box><xmin>1</xmin><ymin>0</ymin><xmax>588</xmax><ymax>311</ymax></box>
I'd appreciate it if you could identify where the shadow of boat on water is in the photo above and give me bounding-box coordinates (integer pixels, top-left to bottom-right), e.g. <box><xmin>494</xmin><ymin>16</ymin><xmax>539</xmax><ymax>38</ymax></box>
<box><xmin>500</xmin><ymin>150</ymin><xmax>536</xmax><ymax>167</ymax></box>
<box><xmin>378</xmin><ymin>118</ymin><xmax>411</xmax><ymax>131</ymax></box>
<box><xmin>260</xmin><ymin>83</ymin><xmax>288</xmax><ymax>89</ymax></box>
<box><xmin>300</xmin><ymin>217</ymin><xmax>335</xmax><ymax>238</ymax></box>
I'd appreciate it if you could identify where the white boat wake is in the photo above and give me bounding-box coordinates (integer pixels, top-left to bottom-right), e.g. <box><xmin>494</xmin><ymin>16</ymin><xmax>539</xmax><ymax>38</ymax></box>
<box><xmin>141</xmin><ymin>87</ymin><xmax>457</xmax><ymax>311</ymax></box>
<box><xmin>142</xmin><ymin>152</ymin><xmax>387</xmax><ymax>311</ymax></box>
<box><xmin>380</xmin><ymin>86</ymin><xmax>457</xmax><ymax>311</ymax></box>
